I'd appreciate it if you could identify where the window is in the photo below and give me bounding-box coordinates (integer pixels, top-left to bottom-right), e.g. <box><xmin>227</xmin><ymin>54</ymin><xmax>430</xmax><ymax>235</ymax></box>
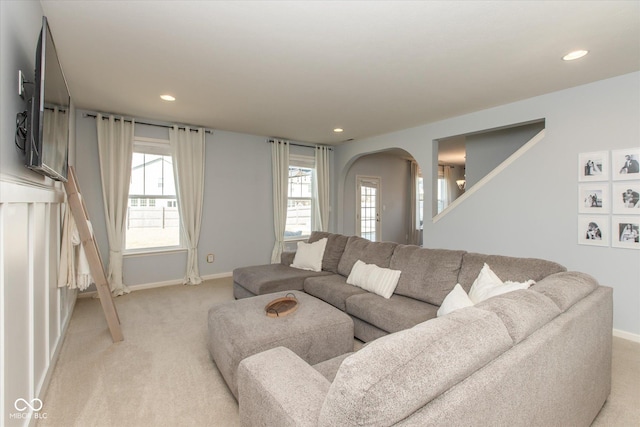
<box><xmin>286</xmin><ymin>155</ymin><xmax>316</xmax><ymax>240</ymax></box>
<box><xmin>356</xmin><ymin>176</ymin><xmax>381</xmax><ymax>241</ymax></box>
<box><xmin>437</xmin><ymin>165</ymin><xmax>448</xmax><ymax>214</ymax></box>
<box><xmin>417</xmin><ymin>172</ymin><xmax>424</xmax><ymax>228</ymax></box>
<box><xmin>126</xmin><ymin>137</ymin><xmax>182</xmax><ymax>252</ymax></box>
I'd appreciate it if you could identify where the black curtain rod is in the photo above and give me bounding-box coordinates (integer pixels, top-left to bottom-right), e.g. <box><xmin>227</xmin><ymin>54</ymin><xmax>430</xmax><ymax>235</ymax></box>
<box><xmin>267</xmin><ymin>139</ymin><xmax>333</xmax><ymax>151</ymax></box>
<box><xmin>83</xmin><ymin>113</ymin><xmax>213</xmax><ymax>134</ymax></box>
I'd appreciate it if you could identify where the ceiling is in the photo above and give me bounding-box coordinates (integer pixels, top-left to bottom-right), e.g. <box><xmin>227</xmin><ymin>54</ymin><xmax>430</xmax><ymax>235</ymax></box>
<box><xmin>40</xmin><ymin>1</ymin><xmax>639</xmax><ymax>145</ymax></box>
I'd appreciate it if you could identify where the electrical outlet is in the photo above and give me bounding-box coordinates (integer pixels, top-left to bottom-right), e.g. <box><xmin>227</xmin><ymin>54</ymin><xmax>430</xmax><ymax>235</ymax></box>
<box><xmin>206</xmin><ymin>253</ymin><xmax>215</xmax><ymax>263</ymax></box>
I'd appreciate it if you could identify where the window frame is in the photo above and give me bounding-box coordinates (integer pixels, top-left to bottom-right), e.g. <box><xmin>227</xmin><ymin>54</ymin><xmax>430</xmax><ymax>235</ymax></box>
<box><xmin>356</xmin><ymin>175</ymin><xmax>381</xmax><ymax>242</ymax></box>
<box><xmin>417</xmin><ymin>170</ymin><xmax>424</xmax><ymax>230</ymax></box>
<box><xmin>285</xmin><ymin>154</ymin><xmax>316</xmax><ymax>241</ymax></box>
<box><xmin>125</xmin><ymin>136</ymin><xmax>184</xmax><ymax>255</ymax></box>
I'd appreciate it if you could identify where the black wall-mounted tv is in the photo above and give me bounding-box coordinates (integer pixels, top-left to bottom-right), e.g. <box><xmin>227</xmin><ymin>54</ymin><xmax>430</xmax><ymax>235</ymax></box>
<box><xmin>25</xmin><ymin>16</ymin><xmax>70</xmax><ymax>182</ymax></box>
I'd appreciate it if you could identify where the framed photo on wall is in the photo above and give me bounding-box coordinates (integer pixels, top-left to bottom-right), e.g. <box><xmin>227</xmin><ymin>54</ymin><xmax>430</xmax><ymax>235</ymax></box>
<box><xmin>577</xmin><ymin>215</ymin><xmax>609</xmax><ymax>247</ymax></box>
<box><xmin>611</xmin><ymin>216</ymin><xmax>640</xmax><ymax>249</ymax></box>
<box><xmin>578</xmin><ymin>183</ymin><xmax>610</xmax><ymax>214</ymax></box>
<box><xmin>578</xmin><ymin>151</ymin><xmax>609</xmax><ymax>182</ymax></box>
<box><xmin>612</xmin><ymin>182</ymin><xmax>640</xmax><ymax>214</ymax></box>
<box><xmin>612</xmin><ymin>148</ymin><xmax>640</xmax><ymax>181</ymax></box>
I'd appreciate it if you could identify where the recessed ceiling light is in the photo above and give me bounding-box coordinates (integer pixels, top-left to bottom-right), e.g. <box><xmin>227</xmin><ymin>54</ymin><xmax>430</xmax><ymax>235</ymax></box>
<box><xmin>562</xmin><ymin>50</ymin><xmax>589</xmax><ymax>61</ymax></box>
<box><xmin>333</xmin><ymin>128</ymin><xmax>344</xmax><ymax>133</ymax></box>
<box><xmin>160</xmin><ymin>94</ymin><xmax>176</xmax><ymax>101</ymax></box>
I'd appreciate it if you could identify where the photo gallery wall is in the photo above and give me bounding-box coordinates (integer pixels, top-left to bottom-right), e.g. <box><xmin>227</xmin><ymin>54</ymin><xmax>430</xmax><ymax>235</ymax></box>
<box><xmin>578</xmin><ymin>148</ymin><xmax>640</xmax><ymax>249</ymax></box>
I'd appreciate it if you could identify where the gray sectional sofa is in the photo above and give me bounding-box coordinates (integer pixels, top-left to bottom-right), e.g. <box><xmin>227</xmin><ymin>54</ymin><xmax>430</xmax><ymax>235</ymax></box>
<box><xmin>234</xmin><ymin>231</ymin><xmax>569</xmax><ymax>342</ymax></box>
<box><xmin>232</xmin><ymin>232</ymin><xmax>613</xmax><ymax>426</ymax></box>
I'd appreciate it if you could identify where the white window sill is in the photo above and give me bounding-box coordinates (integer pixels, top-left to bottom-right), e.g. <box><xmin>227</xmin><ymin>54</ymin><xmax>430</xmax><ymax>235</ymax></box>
<box><xmin>124</xmin><ymin>247</ymin><xmax>187</xmax><ymax>258</ymax></box>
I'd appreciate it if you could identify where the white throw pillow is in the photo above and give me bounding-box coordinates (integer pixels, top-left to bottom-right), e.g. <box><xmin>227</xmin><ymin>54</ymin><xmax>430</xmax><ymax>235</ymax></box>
<box><xmin>291</xmin><ymin>238</ymin><xmax>327</xmax><ymax>272</ymax></box>
<box><xmin>481</xmin><ymin>279</ymin><xmax>535</xmax><ymax>300</ymax></box>
<box><xmin>468</xmin><ymin>263</ymin><xmax>534</xmax><ymax>303</ymax></box>
<box><xmin>346</xmin><ymin>260</ymin><xmax>370</xmax><ymax>286</ymax></box>
<box><xmin>437</xmin><ymin>284</ymin><xmax>474</xmax><ymax>317</ymax></box>
<box><xmin>346</xmin><ymin>260</ymin><xmax>401</xmax><ymax>299</ymax></box>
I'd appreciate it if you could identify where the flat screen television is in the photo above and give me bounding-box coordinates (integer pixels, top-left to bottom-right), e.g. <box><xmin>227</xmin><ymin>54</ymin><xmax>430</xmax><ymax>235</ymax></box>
<box><xmin>25</xmin><ymin>16</ymin><xmax>70</xmax><ymax>182</ymax></box>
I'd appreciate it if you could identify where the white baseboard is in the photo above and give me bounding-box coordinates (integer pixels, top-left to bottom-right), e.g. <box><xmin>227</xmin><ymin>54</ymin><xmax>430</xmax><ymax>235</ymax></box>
<box><xmin>78</xmin><ymin>272</ymin><xmax>233</xmax><ymax>299</ymax></box>
<box><xmin>613</xmin><ymin>328</ymin><xmax>640</xmax><ymax>343</ymax></box>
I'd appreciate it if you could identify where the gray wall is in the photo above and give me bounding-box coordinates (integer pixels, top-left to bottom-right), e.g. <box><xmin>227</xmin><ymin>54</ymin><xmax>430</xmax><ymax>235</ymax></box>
<box><xmin>1</xmin><ymin>2</ymin><xmax>77</xmax><ymax>425</ymax></box>
<box><xmin>465</xmin><ymin>121</ymin><xmax>545</xmax><ymax>188</ymax></box>
<box><xmin>1</xmin><ymin>1</ymin><xmax>49</xmax><ymax>183</ymax></box>
<box><xmin>75</xmin><ymin>111</ymin><xmax>274</xmax><ymax>286</ymax></box>
<box><xmin>334</xmin><ymin>72</ymin><xmax>640</xmax><ymax>337</ymax></box>
<box><xmin>342</xmin><ymin>151</ymin><xmax>411</xmax><ymax>243</ymax></box>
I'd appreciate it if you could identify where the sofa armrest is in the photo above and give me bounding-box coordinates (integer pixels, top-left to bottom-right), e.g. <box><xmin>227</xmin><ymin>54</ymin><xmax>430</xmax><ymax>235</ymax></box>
<box><xmin>281</xmin><ymin>251</ymin><xmax>296</xmax><ymax>266</ymax></box>
<box><xmin>237</xmin><ymin>346</ymin><xmax>331</xmax><ymax>427</ymax></box>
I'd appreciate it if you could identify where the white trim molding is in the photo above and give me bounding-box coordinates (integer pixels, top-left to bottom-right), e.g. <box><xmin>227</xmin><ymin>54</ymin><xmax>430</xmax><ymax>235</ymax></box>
<box><xmin>0</xmin><ymin>178</ymin><xmax>73</xmax><ymax>425</ymax></box>
<box><xmin>613</xmin><ymin>328</ymin><xmax>640</xmax><ymax>343</ymax></box>
<box><xmin>77</xmin><ymin>271</ymin><xmax>233</xmax><ymax>299</ymax></box>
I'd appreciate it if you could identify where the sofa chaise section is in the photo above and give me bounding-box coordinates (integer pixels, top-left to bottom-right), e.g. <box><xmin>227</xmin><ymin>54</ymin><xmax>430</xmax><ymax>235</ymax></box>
<box><xmin>233</xmin><ymin>262</ymin><xmax>331</xmax><ymax>299</ymax></box>
<box><xmin>232</xmin><ymin>232</ymin><xmax>348</xmax><ymax>299</ymax></box>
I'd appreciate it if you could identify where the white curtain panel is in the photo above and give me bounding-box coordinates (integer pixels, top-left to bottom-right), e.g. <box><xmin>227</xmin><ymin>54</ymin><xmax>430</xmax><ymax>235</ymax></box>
<box><xmin>169</xmin><ymin>126</ymin><xmax>206</xmax><ymax>285</ymax></box>
<box><xmin>271</xmin><ymin>140</ymin><xmax>289</xmax><ymax>263</ymax></box>
<box><xmin>314</xmin><ymin>145</ymin><xmax>331</xmax><ymax>232</ymax></box>
<box><xmin>96</xmin><ymin>114</ymin><xmax>134</xmax><ymax>296</ymax></box>
<box><xmin>409</xmin><ymin>161</ymin><xmax>421</xmax><ymax>245</ymax></box>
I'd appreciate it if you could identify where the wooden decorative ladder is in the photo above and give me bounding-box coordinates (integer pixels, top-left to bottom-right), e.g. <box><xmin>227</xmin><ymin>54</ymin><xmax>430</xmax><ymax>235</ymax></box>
<box><xmin>63</xmin><ymin>166</ymin><xmax>124</xmax><ymax>342</ymax></box>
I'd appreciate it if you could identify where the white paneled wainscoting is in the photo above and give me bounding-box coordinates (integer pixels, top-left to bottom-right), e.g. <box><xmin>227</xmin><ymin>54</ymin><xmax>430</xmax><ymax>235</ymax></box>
<box><xmin>1</xmin><ymin>177</ymin><xmax>77</xmax><ymax>427</ymax></box>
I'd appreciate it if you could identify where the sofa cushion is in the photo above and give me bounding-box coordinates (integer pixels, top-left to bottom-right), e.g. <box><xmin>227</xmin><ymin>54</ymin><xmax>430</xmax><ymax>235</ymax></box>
<box><xmin>313</xmin><ymin>353</ymin><xmax>354</xmax><ymax>382</ymax></box>
<box><xmin>304</xmin><ymin>274</ymin><xmax>367</xmax><ymax>311</ymax></box>
<box><xmin>474</xmin><ymin>289</ymin><xmax>561</xmax><ymax>344</ymax></box>
<box><xmin>531</xmin><ymin>271</ymin><xmax>598</xmax><ymax>312</ymax></box>
<box><xmin>457</xmin><ymin>252</ymin><xmax>566</xmax><ymax>293</ymax></box>
<box><xmin>308</xmin><ymin>232</ymin><xmax>349</xmax><ymax>274</ymax></box>
<box><xmin>318</xmin><ymin>307</ymin><xmax>513</xmax><ymax>426</ymax></box>
<box><xmin>280</xmin><ymin>251</ymin><xmax>296</xmax><ymax>266</ymax></box>
<box><xmin>345</xmin><ymin>292</ymin><xmax>438</xmax><ymax>334</ymax></box>
<box><xmin>233</xmin><ymin>264</ymin><xmax>331</xmax><ymax>296</ymax></box>
<box><xmin>390</xmin><ymin>245</ymin><xmax>465</xmax><ymax>306</ymax></box>
<box><xmin>337</xmin><ymin>236</ymin><xmax>397</xmax><ymax>277</ymax></box>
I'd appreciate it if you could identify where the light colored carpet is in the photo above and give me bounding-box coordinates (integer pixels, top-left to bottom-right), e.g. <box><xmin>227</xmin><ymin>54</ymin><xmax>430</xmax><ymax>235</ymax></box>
<box><xmin>38</xmin><ymin>277</ymin><xmax>240</xmax><ymax>427</ymax></box>
<box><xmin>38</xmin><ymin>277</ymin><xmax>639</xmax><ymax>426</ymax></box>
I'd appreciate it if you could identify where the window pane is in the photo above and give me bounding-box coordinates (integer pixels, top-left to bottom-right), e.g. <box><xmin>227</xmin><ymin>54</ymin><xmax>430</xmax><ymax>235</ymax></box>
<box><xmin>126</xmin><ymin>198</ymin><xmax>180</xmax><ymax>250</ymax></box>
<box><xmin>360</xmin><ymin>185</ymin><xmax>377</xmax><ymax>242</ymax></box>
<box><xmin>130</xmin><ymin>153</ymin><xmax>176</xmax><ymax>196</ymax></box>
<box><xmin>285</xmin><ymin>164</ymin><xmax>315</xmax><ymax>239</ymax></box>
<box><xmin>130</xmin><ymin>153</ymin><xmax>146</xmax><ymax>195</ymax></box>
<box><xmin>285</xmin><ymin>199</ymin><xmax>312</xmax><ymax>238</ymax></box>
<box><xmin>127</xmin><ymin>146</ymin><xmax>180</xmax><ymax>251</ymax></box>
<box><xmin>437</xmin><ymin>178</ymin><xmax>446</xmax><ymax>214</ymax></box>
<box><xmin>417</xmin><ymin>176</ymin><xmax>424</xmax><ymax>227</ymax></box>
<box><xmin>288</xmin><ymin>167</ymin><xmax>313</xmax><ymax>198</ymax></box>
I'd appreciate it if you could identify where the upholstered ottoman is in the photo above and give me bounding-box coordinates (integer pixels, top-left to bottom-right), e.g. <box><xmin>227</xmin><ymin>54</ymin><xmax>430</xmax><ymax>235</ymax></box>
<box><xmin>207</xmin><ymin>290</ymin><xmax>354</xmax><ymax>399</ymax></box>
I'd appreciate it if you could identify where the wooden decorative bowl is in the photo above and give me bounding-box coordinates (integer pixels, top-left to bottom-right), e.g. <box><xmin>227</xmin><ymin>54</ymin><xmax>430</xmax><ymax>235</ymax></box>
<box><xmin>265</xmin><ymin>294</ymin><xmax>299</xmax><ymax>318</ymax></box>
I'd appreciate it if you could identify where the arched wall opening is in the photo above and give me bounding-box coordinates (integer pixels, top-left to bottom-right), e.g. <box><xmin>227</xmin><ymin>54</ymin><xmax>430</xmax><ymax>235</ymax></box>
<box><xmin>338</xmin><ymin>147</ymin><xmax>423</xmax><ymax>244</ymax></box>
